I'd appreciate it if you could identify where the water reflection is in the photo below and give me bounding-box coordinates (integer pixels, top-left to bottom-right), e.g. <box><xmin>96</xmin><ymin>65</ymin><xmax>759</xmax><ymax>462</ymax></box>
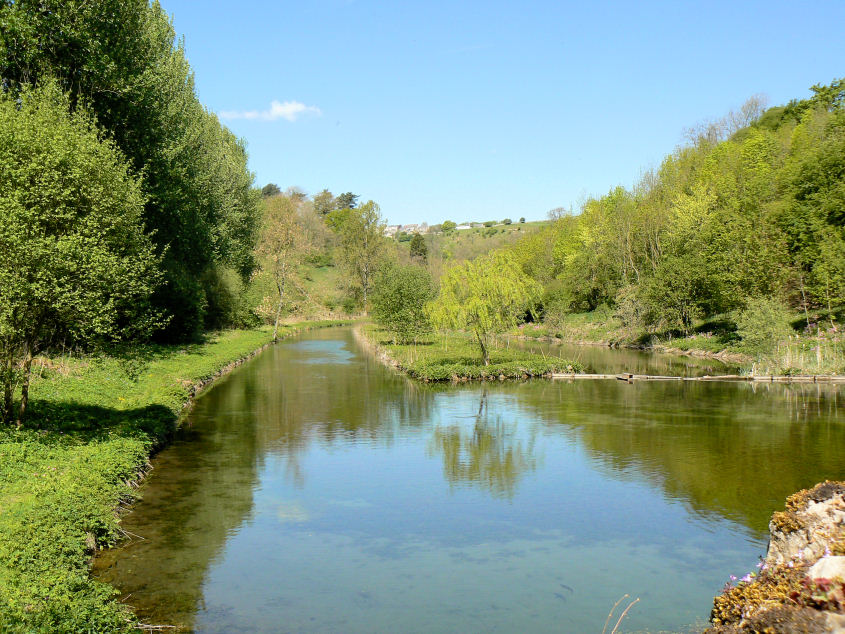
<box><xmin>429</xmin><ymin>390</ymin><xmax>539</xmax><ymax>499</ymax></box>
<box><xmin>93</xmin><ymin>328</ymin><xmax>844</xmax><ymax>632</ymax></box>
<box><xmin>511</xmin><ymin>379</ymin><xmax>845</xmax><ymax>536</ymax></box>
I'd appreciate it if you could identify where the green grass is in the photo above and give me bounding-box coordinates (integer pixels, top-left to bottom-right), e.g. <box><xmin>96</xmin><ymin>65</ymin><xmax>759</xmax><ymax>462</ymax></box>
<box><xmin>362</xmin><ymin>325</ymin><xmax>584</xmax><ymax>381</ymax></box>
<box><xmin>531</xmin><ymin>307</ymin><xmax>845</xmax><ymax>376</ymax></box>
<box><xmin>508</xmin><ymin>307</ymin><xmax>630</xmax><ymax>345</ymax></box>
<box><xmin>0</xmin><ymin>320</ymin><xmax>346</xmax><ymax>632</ymax></box>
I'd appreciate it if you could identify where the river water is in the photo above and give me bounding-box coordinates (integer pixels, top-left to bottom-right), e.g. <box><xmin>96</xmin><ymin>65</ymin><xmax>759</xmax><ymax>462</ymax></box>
<box><xmin>93</xmin><ymin>327</ymin><xmax>845</xmax><ymax>632</ymax></box>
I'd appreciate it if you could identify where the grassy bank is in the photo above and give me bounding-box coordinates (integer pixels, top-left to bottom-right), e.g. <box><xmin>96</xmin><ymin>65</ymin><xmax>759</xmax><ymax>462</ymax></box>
<box><xmin>359</xmin><ymin>325</ymin><xmax>584</xmax><ymax>381</ymax></box>
<box><xmin>0</xmin><ymin>320</ymin><xmax>346</xmax><ymax>633</ymax></box>
<box><xmin>511</xmin><ymin>307</ymin><xmax>845</xmax><ymax>376</ymax></box>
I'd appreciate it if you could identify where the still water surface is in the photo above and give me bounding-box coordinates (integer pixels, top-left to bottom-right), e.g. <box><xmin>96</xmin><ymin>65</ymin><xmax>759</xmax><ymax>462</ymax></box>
<box><xmin>94</xmin><ymin>328</ymin><xmax>845</xmax><ymax>632</ymax></box>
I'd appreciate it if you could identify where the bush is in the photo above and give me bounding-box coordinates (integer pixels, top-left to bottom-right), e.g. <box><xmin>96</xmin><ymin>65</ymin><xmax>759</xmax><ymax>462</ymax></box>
<box><xmin>371</xmin><ymin>264</ymin><xmax>435</xmax><ymax>342</ymax></box>
<box><xmin>735</xmin><ymin>296</ymin><xmax>793</xmax><ymax>355</ymax></box>
<box><xmin>202</xmin><ymin>266</ymin><xmax>258</xmax><ymax>329</ymax></box>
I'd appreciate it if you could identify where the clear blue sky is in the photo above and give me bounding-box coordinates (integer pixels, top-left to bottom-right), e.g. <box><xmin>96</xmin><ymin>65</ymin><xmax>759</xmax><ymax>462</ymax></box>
<box><xmin>159</xmin><ymin>0</ymin><xmax>845</xmax><ymax>226</ymax></box>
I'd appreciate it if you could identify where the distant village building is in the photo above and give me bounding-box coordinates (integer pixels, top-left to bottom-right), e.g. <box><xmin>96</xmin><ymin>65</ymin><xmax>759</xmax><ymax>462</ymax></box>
<box><xmin>383</xmin><ymin>223</ymin><xmax>434</xmax><ymax>237</ymax></box>
<box><xmin>455</xmin><ymin>224</ymin><xmax>471</xmax><ymax>231</ymax></box>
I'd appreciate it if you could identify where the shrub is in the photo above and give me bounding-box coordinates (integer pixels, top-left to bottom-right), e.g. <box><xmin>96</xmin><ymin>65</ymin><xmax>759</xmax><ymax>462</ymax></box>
<box><xmin>371</xmin><ymin>264</ymin><xmax>435</xmax><ymax>343</ymax></box>
<box><xmin>735</xmin><ymin>296</ymin><xmax>793</xmax><ymax>355</ymax></box>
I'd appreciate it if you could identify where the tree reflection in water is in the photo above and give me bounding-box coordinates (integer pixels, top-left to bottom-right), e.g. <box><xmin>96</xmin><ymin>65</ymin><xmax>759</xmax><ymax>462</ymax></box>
<box><xmin>429</xmin><ymin>390</ymin><xmax>539</xmax><ymax>499</ymax></box>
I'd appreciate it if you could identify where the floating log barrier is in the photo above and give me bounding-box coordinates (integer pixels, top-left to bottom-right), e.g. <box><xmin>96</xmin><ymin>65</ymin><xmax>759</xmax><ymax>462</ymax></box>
<box><xmin>550</xmin><ymin>373</ymin><xmax>845</xmax><ymax>383</ymax></box>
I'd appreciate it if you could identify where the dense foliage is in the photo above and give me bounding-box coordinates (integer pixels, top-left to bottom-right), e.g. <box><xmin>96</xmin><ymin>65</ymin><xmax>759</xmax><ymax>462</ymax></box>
<box><xmin>371</xmin><ymin>263</ymin><xmax>435</xmax><ymax>343</ymax></box>
<box><xmin>0</xmin><ymin>86</ymin><xmax>161</xmax><ymax>426</ymax></box>
<box><xmin>506</xmin><ymin>80</ymin><xmax>845</xmax><ymax>341</ymax></box>
<box><xmin>0</xmin><ymin>0</ymin><xmax>260</xmax><ymax>341</ymax></box>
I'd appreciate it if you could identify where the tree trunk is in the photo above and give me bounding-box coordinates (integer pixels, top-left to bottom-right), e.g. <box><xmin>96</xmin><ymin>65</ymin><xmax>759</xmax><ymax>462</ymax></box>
<box><xmin>475</xmin><ymin>330</ymin><xmax>490</xmax><ymax>366</ymax></box>
<box><xmin>2</xmin><ymin>349</ymin><xmax>14</xmax><ymax>425</ymax></box>
<box><xmin>15</xmin><ymin>343</ymin><xmax>32</xmax><ymax>430</ymax></box>
<box><xmin>362</xmin><ymin>262</ymin><xmax>369</xmax><ymax>316</ymax></box>
<box><xmin>273</xmin><ymin>275</ymin><xmax>286</xmax><ymax>342</ymax></box>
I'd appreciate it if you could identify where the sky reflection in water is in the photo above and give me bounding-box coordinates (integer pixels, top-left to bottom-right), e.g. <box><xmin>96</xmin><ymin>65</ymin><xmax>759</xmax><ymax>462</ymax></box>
<box><xmin>94</xmin><ymin>328</ymin><xmax>845</xmax><ymax>633</ymax></box>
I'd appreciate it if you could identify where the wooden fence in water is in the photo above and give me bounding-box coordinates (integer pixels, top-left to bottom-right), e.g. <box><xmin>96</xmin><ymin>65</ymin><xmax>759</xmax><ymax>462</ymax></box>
<box><xmin>550</xmin><ymin>373</ymin><xmax>845</xmax><ymax>384</ymax></box>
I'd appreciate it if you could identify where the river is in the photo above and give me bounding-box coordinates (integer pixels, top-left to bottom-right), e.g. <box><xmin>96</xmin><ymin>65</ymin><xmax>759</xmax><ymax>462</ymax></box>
<box><xmin>93</xmin><ymin>327</ymin><xmax>845</xmax><ymax>632</ymax></box>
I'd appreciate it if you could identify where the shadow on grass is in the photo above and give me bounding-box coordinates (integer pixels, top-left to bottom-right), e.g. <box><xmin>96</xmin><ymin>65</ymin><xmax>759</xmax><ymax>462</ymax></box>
<box><xmin>100</xmin><ymin>336</ymin><xmax>217</xmax><ymax>382</ymax></box>
<box><xmin>22</xmin><ymin>400</ymin><xmax>177</xmax><ymax>444</ymax></box>
<box><xmin>632</xmin><ymin>317</ymin><xmax>740</xmax><ymax>347</ymax></box>
<box><xmin>377</xmin><ymin>339</ymin><xmax>437</xmax><ymax>346</ymax></box>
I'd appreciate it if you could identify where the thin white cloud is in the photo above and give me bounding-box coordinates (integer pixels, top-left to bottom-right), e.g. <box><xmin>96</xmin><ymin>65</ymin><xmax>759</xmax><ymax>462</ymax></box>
<box><xmin>219</xmin><ymin>100</ymin><xmax>321</xmax><ymax>122</ymax></box>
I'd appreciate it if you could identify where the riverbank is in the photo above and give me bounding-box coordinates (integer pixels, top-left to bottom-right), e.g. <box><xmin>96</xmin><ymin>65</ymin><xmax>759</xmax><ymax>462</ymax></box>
<box><xmin>356</xmin><ymin>325</ymin><xmax>584</xmax><ymax>381</ymax></box>
<box><xmin>707</xmin><ymin>481</ymin><xmax>845</xmax><ymax>632</ymax></box>
<box><xmin>511</xmin><ymin>309</ymin><xmax>845</xmax><ymax>376</ymax></box>
<box><xmin>0</xmin><ymin>320</ymin><xmax>346</xmax><ymax>633</ymax></box>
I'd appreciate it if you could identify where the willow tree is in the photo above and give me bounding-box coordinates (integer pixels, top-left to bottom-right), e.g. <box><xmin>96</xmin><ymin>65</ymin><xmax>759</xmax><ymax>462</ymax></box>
<box><xmin>427</xmin><ymin>251</ymin><xmax>540</xmax><ymax>365</ymax></box>
<box><xmin>255</xmin><ymin>195</ymin><xmax>312</xmax><ymax>341</ymax></box>
<box><xmin>0</xmin><ymin>86</ymin><xmax>161</xmax><ymax>426</ymax></box>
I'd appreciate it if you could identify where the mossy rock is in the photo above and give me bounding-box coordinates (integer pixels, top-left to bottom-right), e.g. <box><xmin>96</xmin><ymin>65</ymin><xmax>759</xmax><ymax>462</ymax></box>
<box><xmin>771</xmin><ymin>510</ymin><xmax>804</xmax><ymax>534</ymax></box>
<box><xmin>710</xmin><ymin>567</ymin><xmax>804</xmax><ymax>626</ymax></box>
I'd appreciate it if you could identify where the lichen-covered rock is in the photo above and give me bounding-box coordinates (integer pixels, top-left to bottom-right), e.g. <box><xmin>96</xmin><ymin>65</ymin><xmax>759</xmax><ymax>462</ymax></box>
<box><xmin>709</xmin><ymin>605</ymin><xmax>841</xmax><ymax>633</ymax></box>
<box><xmin>767</xmin><ymin>482</ymin><xmax>845</xmax><ymax>566</ymax></box>
<box><xmin>708</xmin><ymin>481</ymin><xmax>845</xmax><ymax>633</ymax></box>
<box><xmin>809</xmin><ymin>557</ymin><xmax>845</xmax><ymax>582</ymax></box>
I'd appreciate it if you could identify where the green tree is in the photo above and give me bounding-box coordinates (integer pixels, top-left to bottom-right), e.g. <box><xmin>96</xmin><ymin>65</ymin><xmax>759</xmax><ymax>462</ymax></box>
<box><xmin>338</xmin><ymin>201</ymin><xmax>385</xmax><ymax>313</ymax></box>
<box><xmin>441</xmin><ymin>220</ymin><xmax>457</xmax><ymax>234</ymax></box>
<box><xmin>261</xmin><ymin>183</ymin><xmax>281</xmax><ymax>198</ymax></box>
<box><xmin>0</xmin><ymin>0</ymin><xmax>260</xmax><ymax>341</ymax></box>
<box><xmin>371</xmin><ymin>264</ymin><xmax>435</xmax><ymax>343</ymax></box>
<box><xmin>255</xmin><ymin>195</ymin><xmax>312</xmax><ymax>341</ymax></box>
<box><xmin>409</xmin><ymin>233</ymin><xmax>428</xmax><ymax>261</ymax></box>
<box><xmin>427</xmin><ymin>251</ymin><xmax>541</xmax><ymax>365</ymax></box>
<box><xmin>735</xmin><ymin>296</ymin><xmax>793</xmax><ymax>356</ymax></box>
<box><xmin>335</xmin><ymin>192</ymin><xmax>359</xmax><ymax>210</ymax></box>
<box><xmin>0</xmin><ymin>86</ymin><xmax>162</xmax><ymax>426</ymax></box>
<box><xmin>313</xmin><ymin>189</ymin><xmax>335</xmax><ymax>216</ymax></box>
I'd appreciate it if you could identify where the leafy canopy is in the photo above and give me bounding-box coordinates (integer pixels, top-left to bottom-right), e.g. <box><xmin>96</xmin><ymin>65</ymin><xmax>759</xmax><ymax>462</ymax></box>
<box><xmin>371</xmin><ymin>264</ymin><xmax>435</xmax><ymax>343</ymax></box>
<box><xmin>0</xmin><ymin>85</ymin><xmax>161</xmax><ymax>425</ymax></box>
<box><xmin>427</xmin><ymin>251</ymin><xmax>540</xmax><ymax>364</ymax></box>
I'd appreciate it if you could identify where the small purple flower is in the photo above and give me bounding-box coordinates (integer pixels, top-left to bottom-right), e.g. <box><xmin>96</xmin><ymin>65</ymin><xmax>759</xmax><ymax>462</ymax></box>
<box><xmin>741</xmin><ymin>574</ymin><xmax>753</xmax><ymax>583</ymax></box>
<box><xmin>730</xmin><ymin>575</ymin><xmax>737</xmax><ymax>581</ymax></box>
<box><xmin>824</xmin><ymin>547</ymin><xmax>831</xmax><ymax>557</ymax></box>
